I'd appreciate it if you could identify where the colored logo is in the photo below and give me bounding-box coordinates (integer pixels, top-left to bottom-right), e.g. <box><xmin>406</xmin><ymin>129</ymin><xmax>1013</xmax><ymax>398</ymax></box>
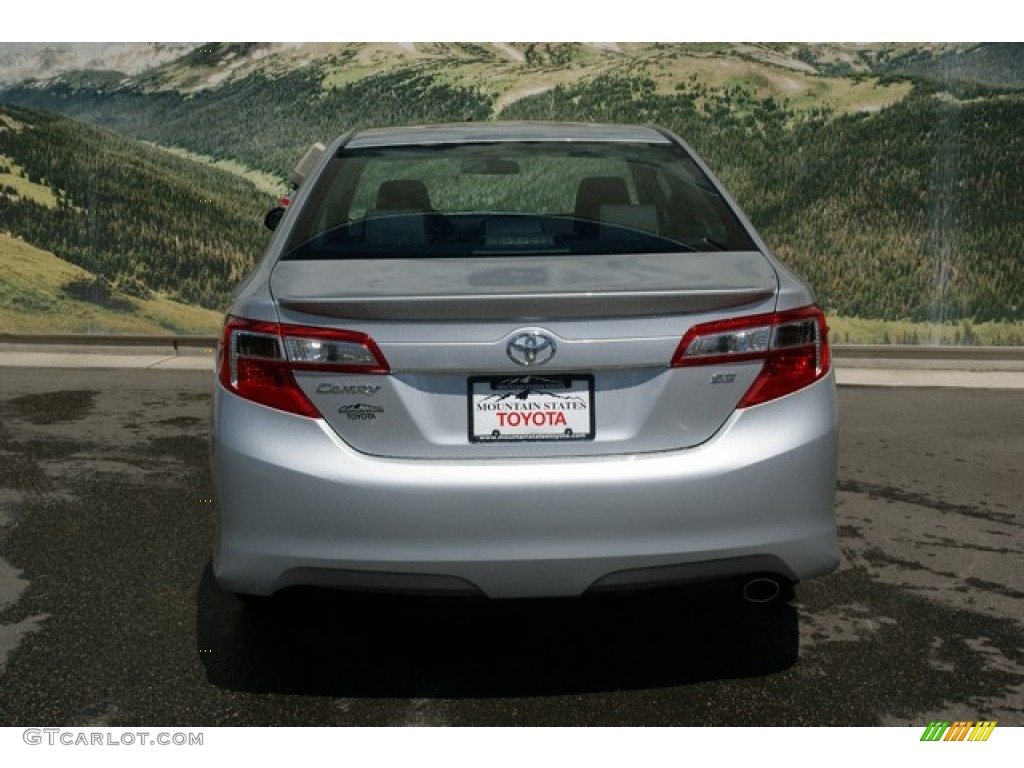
<box><xmin>920</xmin><ymin>721</ymin><xmax>997</xmax><ymax>742</ymax></box>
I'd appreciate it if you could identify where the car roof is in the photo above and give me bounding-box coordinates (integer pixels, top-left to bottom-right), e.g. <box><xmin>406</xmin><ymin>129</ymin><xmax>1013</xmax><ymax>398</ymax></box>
<box><xmin>343</xmin><ymin>122</ymin><xmax>672</xmax><ymax>149</ymax></box>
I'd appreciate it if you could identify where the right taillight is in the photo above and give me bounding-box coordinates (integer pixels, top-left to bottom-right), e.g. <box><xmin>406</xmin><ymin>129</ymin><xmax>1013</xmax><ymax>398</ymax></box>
<box><xmin>671</xmin><ymin>305</ymin><xmax>830</xmax><ymax>407</ymax></box>
<box><xmin>218</xmin><ymin>317</ymin><xmax>390</xmax><ymax>417</ymax></box>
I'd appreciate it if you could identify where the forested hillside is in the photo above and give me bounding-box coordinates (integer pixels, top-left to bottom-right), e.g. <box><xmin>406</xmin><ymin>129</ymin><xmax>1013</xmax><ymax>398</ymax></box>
<box><xmin>1</xmin><ymin>42</ymin><xmax>1022</xmax><ymax>331</ymax></box>
<box><xmin>503</xmin><ymin>76</ymin><xmax>1024</xmax><ymax>322</ymax></box>
<box><xmin>1</xmin><ymin>67</ymin><xmax>493</xmax><ymax>178</ymax></box>
<box><xmin>0</xmin><ymin>232</ymin><xmax>220</xmax><ymax>333</ymax></box>
<box><xmin>0</xmin><ymin>104</ymin><xmax>272</xmax><ymax>311</ymax></box>
<box><xmin>876</xmin><ymin>43</ymin><xmax>1024</xmax><ymax>90</ymax></box>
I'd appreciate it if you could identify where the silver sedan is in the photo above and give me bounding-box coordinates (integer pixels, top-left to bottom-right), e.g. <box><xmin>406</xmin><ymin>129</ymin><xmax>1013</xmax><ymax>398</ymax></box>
<box><xmin>211</xmin><ymin>122</ymin><xmax>838</xmax><ymax>603</ymax></box>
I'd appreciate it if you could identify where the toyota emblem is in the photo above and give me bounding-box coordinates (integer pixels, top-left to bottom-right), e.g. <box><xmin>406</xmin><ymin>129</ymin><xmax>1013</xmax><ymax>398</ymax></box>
<box><xmin>506</xmin><ymin>332</ymin><xmax>557</xmax><ymax>367</ymax></box>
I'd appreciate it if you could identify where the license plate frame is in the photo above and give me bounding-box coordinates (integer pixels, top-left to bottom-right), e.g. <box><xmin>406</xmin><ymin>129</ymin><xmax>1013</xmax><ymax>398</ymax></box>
<box><xmin>468</xmin><ymin>374</ymin><xmax>595</xmax><ymax>443</ymax></box>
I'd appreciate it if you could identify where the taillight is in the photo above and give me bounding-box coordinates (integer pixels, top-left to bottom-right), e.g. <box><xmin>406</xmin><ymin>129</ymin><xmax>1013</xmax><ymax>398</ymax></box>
<box><xmin>671</xmin><ymin>306</ymin><xmax>830</xmax><ymax>407</ymax></box>
<box><xmin>218</xmin><ymin>317</ymin><xmax>390</xmax><ymax>417</ymax></box>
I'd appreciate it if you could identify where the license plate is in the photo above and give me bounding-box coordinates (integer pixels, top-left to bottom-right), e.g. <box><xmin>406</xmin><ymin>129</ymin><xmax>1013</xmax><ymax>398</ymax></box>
<box><xmin>469</xmin><ymin>375</ymin><xmax>595</xmax><ymax>442</ymax></box>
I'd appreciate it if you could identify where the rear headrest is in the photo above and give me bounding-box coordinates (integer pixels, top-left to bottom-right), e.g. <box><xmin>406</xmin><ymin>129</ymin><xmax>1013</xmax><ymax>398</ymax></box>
<box><xmin>376</xmin><ymin>179</ymin><xmax>432</xmax><ymax>211</ymax></box>
<box><xmin>574</xmin><ymin>176</ymin><xmax>630</xmax><ymax>221</ymax></box>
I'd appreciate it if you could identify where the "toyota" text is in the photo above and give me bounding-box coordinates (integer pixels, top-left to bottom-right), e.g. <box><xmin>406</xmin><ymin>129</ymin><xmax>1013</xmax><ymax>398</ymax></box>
<box><xmin>495</xmin><ymin>411</ymin><xmax>570</xmax><ymax>427</ymax></box>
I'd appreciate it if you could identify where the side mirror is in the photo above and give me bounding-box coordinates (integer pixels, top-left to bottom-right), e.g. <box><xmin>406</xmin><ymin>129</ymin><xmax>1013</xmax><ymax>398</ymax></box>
<box><xmin>264</xmin><ymin>206</ymin><xmax>286</xmax><ymax>231</ymax></box>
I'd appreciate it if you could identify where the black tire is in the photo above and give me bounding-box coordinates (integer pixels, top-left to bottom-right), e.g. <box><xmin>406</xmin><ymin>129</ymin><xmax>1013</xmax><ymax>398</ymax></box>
<box><xmin>235</xmin><ymin>591</ymin><xmax>279</xmax><ymax>612</ymax></box>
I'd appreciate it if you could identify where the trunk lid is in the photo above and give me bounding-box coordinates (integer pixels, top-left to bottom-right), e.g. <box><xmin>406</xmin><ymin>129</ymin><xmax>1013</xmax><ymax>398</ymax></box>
<box><xmin>270</xmin><ymin>252</ymin><xmax>779</xmax><ymax>459</ymax></box>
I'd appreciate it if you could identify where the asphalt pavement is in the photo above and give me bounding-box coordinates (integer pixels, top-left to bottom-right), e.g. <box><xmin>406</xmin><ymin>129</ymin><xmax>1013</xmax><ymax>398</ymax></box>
<box><xmin>0</xmin><ymin>358</ymin><xmax>1021</xmax><ymax>726</ymax></box>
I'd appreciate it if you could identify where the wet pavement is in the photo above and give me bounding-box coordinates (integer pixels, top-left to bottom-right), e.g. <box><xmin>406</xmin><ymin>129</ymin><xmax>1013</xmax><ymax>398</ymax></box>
<box><xmin>0</xmin><ymin>368</ymin><xmax>1021</xmax><ymax>725</ymax></box>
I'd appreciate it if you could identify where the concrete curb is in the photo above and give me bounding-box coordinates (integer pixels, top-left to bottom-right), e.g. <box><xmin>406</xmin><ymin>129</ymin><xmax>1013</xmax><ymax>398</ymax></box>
<box><xmin>2</xmin><ymin>335</ymin><xmax>1023</xmax><ymax>358</ymax></box>
<box><xmin>1</xmin><ymin>343</ymin><xmax>1023</xmax><ymax>388</ymax></box>
<box><xmin>0</xmin><ymin>333</ymin><xmax>218</xmax><ymax>348</ymax></box>
<box><xmin>833</xmin><ymin>344</ymin><xmax>1024</xmax><ymax>362</ymax></box>
<box><xmin>835</xmin><ymin>369</ymin><xmax>1024</xmax><ymax>389</ymax></box>
<box><xmin>0</xmin><ymin>351</ymin><xmax>212</xmax><ymax>370</ymax></box>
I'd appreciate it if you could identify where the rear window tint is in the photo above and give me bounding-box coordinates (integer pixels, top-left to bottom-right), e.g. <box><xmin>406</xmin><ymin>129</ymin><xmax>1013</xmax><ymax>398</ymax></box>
<box><xmin>282</xmin><ymin>141</ymin><xmax>756</xmax><ymax>259</ymax></box>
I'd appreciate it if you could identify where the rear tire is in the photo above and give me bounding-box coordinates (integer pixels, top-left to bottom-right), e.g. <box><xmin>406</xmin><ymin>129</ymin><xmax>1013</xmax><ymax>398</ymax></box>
<box><xmin>235</xmin><ymin>592</ymin><xmax>279</xmax><ymax>612</ymax></box>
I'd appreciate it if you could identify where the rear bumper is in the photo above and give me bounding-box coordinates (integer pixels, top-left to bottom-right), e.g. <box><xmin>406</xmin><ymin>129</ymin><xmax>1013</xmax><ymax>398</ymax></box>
<box><xmin>212</xmin><ymin>373</ymin><xmax>839</xmax><ymax>599</ymax></box>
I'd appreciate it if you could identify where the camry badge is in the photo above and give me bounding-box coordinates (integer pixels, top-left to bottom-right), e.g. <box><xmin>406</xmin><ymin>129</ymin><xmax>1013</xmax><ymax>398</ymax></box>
<box><xmin>507</xmin><ymin>332</ymin><xmax>557</xmax><ymax>367</ymax></box>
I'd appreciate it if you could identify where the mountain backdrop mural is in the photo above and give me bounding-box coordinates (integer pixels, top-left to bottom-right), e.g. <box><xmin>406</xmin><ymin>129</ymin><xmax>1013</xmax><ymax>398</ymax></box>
<box><xmin>0</xmin><ymin>42</ymin><xmax>1021</xmax><ymax>342</ymax></box>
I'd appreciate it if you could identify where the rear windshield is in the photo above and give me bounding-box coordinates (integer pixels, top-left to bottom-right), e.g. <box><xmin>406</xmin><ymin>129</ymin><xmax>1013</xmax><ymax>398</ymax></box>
<box><xmin>281</xmin><ymin>140</ymin><xmax>757</xmax><ymax>260</ymax></box>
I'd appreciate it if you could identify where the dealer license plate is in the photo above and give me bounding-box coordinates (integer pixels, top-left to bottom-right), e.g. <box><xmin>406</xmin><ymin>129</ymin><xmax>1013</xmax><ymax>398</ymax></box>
<box><xmin>469</xmin><ymin>375</ymin><xmax>595</xmax><ymax>442</ymax></box>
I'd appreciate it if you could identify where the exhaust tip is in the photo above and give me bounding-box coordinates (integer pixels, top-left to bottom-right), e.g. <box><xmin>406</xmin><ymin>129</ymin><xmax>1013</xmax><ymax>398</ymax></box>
<box><xmin>742</xmin><ymin>576</ymin><xmax>782</xmax><ymax>604</ymax></box>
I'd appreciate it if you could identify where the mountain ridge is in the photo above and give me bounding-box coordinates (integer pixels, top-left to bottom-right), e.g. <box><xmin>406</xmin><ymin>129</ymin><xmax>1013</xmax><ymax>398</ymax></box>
<box><xmin>0</xmin><ymin>42</ymin><xmax>1021</xmax><ymax>331</ymax></box>
<box><xmin>0</xmin><ymin>43</ymin><xmax>197</xmax><ymax>86</ymax></box>
<box><xmin>7</xmin><ymin>42</ymin><xmax>1022</xmax><ymax>96</ymax></box>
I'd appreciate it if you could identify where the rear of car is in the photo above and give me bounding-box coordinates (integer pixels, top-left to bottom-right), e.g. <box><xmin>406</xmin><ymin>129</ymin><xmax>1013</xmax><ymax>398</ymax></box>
<box><xmin>212</xmin><ymin>122</ymin><xmax>838</xmax><ymax>600</ymax></box>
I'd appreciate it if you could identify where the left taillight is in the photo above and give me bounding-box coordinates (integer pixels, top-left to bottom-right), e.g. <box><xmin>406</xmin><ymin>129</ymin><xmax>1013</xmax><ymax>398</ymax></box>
<box><xmin>218</xmin><ymin>317</ymin><xmax>390</xmax><ymax>417</ymax></box>
<box><xmin>671</xmin><ymin>305</ymin><xmax>830</xmax><ymax>407</ymax></box>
